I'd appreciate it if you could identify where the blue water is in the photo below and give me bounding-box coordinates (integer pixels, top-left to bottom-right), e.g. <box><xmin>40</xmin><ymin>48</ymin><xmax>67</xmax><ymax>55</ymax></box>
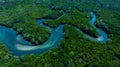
<box><xmin>0</xmin><ymin>12</ymin><xmax>107</xmax><ymax>56</ymax></box>
<box><xmin>75</xmin><ymin>12</ymin><xmax>108</xmax><ymax>42</ymax></box>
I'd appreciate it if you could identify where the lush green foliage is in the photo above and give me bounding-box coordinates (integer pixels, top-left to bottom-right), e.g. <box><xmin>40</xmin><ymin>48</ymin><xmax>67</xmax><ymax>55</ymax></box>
<box><xmin>0</xmin><ymin>0</ymin><xmax>52</xmax><ymax>45</ymax></box>
<box><xmin>0</xmin><ymin>0</ymin><xmax>120</xmax><ymax>67</ymax></box>
<box><xmin>0</xmin><ymin>42</ymin><xmax>23</xmax><ymax>66</ymax></box>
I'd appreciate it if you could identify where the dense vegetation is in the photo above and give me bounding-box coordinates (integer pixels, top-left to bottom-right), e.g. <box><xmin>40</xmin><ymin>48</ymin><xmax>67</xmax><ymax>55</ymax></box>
<box><xmin>0</xmin><ymin>0</ymin><xmax>120</xmax><ymax>67</ymax></box>
<box><xmin>0</xmin><ymin>0</ymin><xmax>100</xmax><ymax>45</ymax></box>
<box><xmin>0</xmin><ymin>42</ymin><xmax>23</xmax><ymax>66</ymax></box>
<box><xmin>0</xmin><ymin>0</ymin><xmax>52</xmax><ymax>45</ymax></box>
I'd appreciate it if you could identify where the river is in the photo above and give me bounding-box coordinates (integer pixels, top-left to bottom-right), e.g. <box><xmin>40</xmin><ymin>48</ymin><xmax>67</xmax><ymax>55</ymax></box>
<box><xmin>0</xmin><ymin>12</ymin><xmax>107</xmax><ymax>56</ymax></box>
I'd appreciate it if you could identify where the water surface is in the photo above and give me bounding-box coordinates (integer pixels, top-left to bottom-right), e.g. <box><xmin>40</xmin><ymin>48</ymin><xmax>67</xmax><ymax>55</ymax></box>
<box><xmin>0</xmin><ymin>12</ymin><xmax>107</xmax><ymax>56</ymax></box>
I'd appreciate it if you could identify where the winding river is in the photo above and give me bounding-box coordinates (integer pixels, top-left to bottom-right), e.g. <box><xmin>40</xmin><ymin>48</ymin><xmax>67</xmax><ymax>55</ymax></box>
<box><xmin>0</xmin><ymin>12</ymin><xmax>107</xmax><ymax>56</ymax></box>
